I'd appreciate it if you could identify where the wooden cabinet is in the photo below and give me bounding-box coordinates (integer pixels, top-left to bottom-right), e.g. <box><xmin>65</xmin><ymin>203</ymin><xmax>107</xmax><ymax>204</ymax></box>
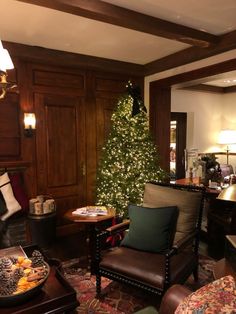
<box><xmin>207</xmin><ymin>195</ymin><xmax>236</xmax><ymax>258</ymax></box>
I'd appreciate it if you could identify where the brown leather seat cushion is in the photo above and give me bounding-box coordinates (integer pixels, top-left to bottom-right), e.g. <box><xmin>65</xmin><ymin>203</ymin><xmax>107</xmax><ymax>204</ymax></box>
<box><xmin>100</xmin><ymin>247</ymin><xmax>197</xmax><ymax>290</ymax></box>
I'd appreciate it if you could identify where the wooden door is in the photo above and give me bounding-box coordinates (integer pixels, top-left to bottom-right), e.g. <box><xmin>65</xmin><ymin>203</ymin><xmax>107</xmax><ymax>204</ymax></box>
<box><xmin>34</xmin><ymin>93</ymin><xmax>86</xmax><ymax>226</ymax></box>
<box><xmin>171</xmin><ymin>112</ymin><xmax>187</xmax><ymax>179</ymax></box>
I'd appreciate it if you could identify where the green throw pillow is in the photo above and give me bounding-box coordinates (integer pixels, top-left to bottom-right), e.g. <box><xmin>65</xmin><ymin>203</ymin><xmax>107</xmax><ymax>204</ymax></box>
<box><xmin>121</xmin><ymin>204</ymin><xmax>178</xmax><ymax>253</ymax></box>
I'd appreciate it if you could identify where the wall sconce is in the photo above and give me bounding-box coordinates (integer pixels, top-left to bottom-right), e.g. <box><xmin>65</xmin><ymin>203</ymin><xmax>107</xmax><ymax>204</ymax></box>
<box><xmin>0</xmin><ymin>40</ymin><xmax>14</xmax><ymax>99</ymax></box>
<box><xmin>24</xmin><ymin>113</ymin><xmax>36</xmax><ymax>137</ymax></box>
<box><xmin>218</xmin><ymin>129</ymin><xmax>236</xmax><ymax>164</ymax></box>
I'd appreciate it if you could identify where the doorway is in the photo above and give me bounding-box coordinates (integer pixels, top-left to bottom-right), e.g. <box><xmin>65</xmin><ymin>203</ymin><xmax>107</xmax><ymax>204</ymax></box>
<box><xmin>170</xmin><ymin>112</ymin><xmax>187</xmax><ymax>179</ymax></box>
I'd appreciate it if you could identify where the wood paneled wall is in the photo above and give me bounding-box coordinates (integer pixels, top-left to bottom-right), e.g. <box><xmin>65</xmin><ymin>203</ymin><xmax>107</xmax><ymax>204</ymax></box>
<box><xmin>0</xmin><ymin>42</ymin><xmax>143</xmax><ymax>235</ymax></box>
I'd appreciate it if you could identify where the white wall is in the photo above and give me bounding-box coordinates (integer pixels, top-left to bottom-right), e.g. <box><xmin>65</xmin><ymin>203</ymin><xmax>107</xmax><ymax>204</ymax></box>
<box><xmin>144</xmin><ymin>49</ymin><xmax>236</xmax><ymax>172</ymax></box>
<box><xmin>171</xmin><ymin>89</ymin><xmax>236</xmax><ymax>171</ymax></box>
<box><xmin>171</xmin><ymin>89</ymin><xmax>223</xmax><ymax>152</ymax></box>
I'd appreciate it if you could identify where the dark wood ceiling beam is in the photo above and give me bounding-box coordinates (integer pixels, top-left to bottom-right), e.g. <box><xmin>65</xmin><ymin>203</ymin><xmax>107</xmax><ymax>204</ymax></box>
<box><xmin>4</xmin><ymin>41</ymin><xmax>145</xmax><ymax>76</ymax></box>
<box><xmin>182</xmin><ymin>84</ymin><xmax>224</xmax><ymax>93</ymax></box>
<box><xmin>151</xmin><ymin>58</ymin><xmax>236</xmax><ymax>88</ymax></box>
<box><xmin>145</xmin><ymin>30</ymin><xmax>236</xmax><ymax>75</ymax></box>
<box><xmin>224</xmin><ymin>85</ymin><xmax>236</xmax><ymax>93</ymax></box>
<box><xmin>16</xmin><ymin>0</ymin><xmax>218</xmax><ymax>47</ymax></box>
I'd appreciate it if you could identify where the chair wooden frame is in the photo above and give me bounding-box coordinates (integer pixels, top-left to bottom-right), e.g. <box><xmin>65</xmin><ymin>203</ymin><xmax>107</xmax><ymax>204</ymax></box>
<box><xmin>95</xmin><ymin>182</ymin><xmax>206</xmax><ymax>297</ymax></box>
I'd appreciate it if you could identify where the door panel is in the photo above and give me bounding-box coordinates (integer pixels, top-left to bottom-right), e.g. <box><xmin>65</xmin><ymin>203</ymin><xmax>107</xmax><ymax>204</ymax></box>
<box><xmin>34</xmin><ymin>93</ymin><xmax>86</xmax><ymax>216</ymax></box>
<box><xmin>46</xmin><ymin>104</ymin><xmax>77</xmax><ymax>187</ymax></box>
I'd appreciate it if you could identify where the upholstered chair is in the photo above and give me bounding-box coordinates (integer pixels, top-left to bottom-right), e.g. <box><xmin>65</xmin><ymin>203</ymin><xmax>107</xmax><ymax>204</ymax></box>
<box><xmin>95</xmin><ymin>182</ymin><xmax>205</xmax><ymax>297</ymax></box>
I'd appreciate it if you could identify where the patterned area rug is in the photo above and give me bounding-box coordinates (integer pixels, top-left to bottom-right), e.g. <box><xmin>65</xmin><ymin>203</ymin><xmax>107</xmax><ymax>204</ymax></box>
<box><xmin>62</xmin><ymin>255</ymin><xmax>216</xmax><ymax>314</ymax></box>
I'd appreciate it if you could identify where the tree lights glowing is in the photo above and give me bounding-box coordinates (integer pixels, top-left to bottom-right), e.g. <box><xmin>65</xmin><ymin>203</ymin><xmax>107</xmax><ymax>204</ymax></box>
<box><xmin>96</xmin><ymin>82</ymin><xmax>165</xmax><ymax>218</ymax></box>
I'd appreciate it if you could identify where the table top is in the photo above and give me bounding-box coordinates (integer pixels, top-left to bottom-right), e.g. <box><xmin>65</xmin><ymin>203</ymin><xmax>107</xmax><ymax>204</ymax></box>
<box><xmin>213</xmin><ymin>258</ymin><xmax>236</xmax><ymax>280</ymax></box>
<box><xmin>0</xmin><ymin>245</ymin><xmax>79</xmax><ymax>314</ymax></box>
<box><xmin>64</xmin><ymin>207</ymin><xmax>116</xmax><ymax>223</ymax></box>
<box><xmin>175</xmin><ymin>177</ymin><xmax>220</xmax><ymax>194</ymax></box>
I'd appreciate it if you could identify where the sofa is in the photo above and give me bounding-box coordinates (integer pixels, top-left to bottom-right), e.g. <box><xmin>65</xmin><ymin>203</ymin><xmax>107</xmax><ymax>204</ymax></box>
<box><xmin>136</xmin><ymin>275</ymin><xmax>236</xmax><ymax>313</ymax></box>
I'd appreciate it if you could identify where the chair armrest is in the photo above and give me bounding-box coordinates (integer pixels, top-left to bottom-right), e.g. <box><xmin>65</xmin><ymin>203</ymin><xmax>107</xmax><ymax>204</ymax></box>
<box><xmin>96</xmin><ymin>219</ymin><xmax>129</xmax><ymax>244</ymax></box>
<box><xmin>159</xmin><ymin>284</ymin><xmax>191</xmax><ymax>314</ymax></box>
<box><xmin>172</xmin><ymin>230</ymin><xmax>197</xmax><ymax>252</ymax></box>
<box><xmin>106</xmin><ymin>220</ymin><xmax>130</xmax><ymax>235</ymax></box>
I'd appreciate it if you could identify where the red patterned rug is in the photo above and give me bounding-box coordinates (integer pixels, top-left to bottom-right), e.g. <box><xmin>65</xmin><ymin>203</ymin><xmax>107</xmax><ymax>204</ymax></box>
<box><xmin>62</xmin><ymin>255</ymin><xmax>215</xmax><ymax>314</ymax></box>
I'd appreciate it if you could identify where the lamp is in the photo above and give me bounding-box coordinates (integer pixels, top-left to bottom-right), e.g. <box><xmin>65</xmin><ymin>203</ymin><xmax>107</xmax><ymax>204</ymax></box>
<box><xmin>0</xmin><ymin>40</ymin><xmax>15</xmax><ymax>99</ymax></box>
<box><xmin>218</xmin><ymin>129</ymin><xmax>236</xmax><ymax>164</ymax></box>
<box><xmin>24</xmin><ymin>113</ymin><xmax>36</xmax><ymax>137</ymax></box>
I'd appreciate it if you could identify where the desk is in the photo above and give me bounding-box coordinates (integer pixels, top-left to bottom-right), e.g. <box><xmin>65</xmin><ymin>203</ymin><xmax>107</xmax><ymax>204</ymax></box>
<box><xmin>213</xmin><ymin>258</ymin><xmax>236</xmax><ymax>280</ymax></box>
<box><xmin>0</xmin><ymin>245</ymin><xmax>79</xmax><ymax>314</ymax></box>
<box><xmin>64</xmin><ymin>207</ymin><xmax>115</xmax><ymax>273</ymax></box>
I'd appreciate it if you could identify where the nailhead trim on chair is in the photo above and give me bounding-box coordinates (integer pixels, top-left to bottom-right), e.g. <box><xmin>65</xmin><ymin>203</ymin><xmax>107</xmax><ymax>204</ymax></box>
<box><xmin>95</xmin><ymin>183</ymin><xmax>206</xmax><ymax>298</ymax></box>
<box><xmin>99</xmin><ymin>268</ymin><xmax>163</xmax><ymax>296</ymax></box>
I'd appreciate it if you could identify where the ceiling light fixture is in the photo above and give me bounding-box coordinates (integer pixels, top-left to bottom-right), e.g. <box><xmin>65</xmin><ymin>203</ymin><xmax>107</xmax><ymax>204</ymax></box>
<box><xmin>0</xmin><ymin>40</ymin><xmax>15</xmax><ymax>99</ymax></box>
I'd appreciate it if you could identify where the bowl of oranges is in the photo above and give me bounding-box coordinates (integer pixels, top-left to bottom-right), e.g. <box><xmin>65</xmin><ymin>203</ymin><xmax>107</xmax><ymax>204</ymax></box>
<box><xmin>0</xmin><ymin>250</ymin><xmax>50</xmax><ymax>306</ymax></box>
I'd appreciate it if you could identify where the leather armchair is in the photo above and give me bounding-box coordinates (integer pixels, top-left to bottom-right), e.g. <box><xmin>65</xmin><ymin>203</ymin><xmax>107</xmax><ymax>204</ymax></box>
<box><xmin>135</xmin><ymin>284</ymin><xmax>191</xmax><ymax>314</ymax></box>
<box><xmin>95</xmin><ymin>183</ymin><xmax>205</xmax><ymax>297</ymax></box>
<box><xmin>158</xmin><ymin>284</ymin><xmax>191</xmax><ymax>314</ymax></box>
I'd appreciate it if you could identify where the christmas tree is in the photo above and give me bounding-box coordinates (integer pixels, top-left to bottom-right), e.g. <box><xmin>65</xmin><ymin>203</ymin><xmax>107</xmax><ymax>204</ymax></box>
<box><xmin>95</xmin><ymin>81</ymin><xmax>165</xmax><ymax>218</ymax></box>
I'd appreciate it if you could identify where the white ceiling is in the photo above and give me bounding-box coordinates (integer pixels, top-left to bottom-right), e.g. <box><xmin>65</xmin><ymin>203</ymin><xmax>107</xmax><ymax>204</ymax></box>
<box><xmin>203</xmin><ymin>71</ymin><xmax>236</xmax><ymax>87</ymax></box>
<box><xmin>0</xmin><ymin>0</ymin><xmax>236</xmax><ymax>85</ymax></box>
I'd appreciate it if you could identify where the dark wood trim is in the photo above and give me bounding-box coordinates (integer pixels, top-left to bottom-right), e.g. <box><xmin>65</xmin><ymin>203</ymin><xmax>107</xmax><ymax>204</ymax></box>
<box><xmin>224</xmin><ymin>85</ymin><xmax>236</xmax><ymax>93</ymax></box>
<box><xmin>183</xmin><ymin>84</ymin><xmax>236</xmax><ymax>94</ymax></box>
<box><xmin>145</xmin><ymin>30</ymin><xmax>236</xmax><ymax>75</ymax></box>
<box><xmin>183</xmin><ymin>84</ymin><xmax>224</xmax><ymax>93</ymax></box>
<box><xmin>151</xmin><ymin>58</ymin><xmax>236</xmax><ymax>88</ymax></box>
<box><xmin>3</xmin><ymin>41</ymin><xmax>144</xmax><ymax>77</ymax></box>
<box><xmin>0</xmin><ymin>160</ymin><xmax>31</xmax><ymax>170</ymax></box>
<box><xmin>17</xmin><ymin>0</ymin><xmax>218</xmax><ymax>47</ymax></box>
<box><xmin>149</xmin><ymin>86</ymin><xmax>171</xmax><ymax>173</ymax></box>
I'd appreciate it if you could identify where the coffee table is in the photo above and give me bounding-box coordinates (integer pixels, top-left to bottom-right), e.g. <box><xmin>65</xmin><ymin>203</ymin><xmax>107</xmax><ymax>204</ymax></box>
<box><xmin>64</xmin><ymin>207</ymin><xmax>115</xmax><ymax>273</ymax></box>
<box><xmin>0</xmin><ymin>245</ymin><xmax>79</xmax><ymax>314</ymax></box>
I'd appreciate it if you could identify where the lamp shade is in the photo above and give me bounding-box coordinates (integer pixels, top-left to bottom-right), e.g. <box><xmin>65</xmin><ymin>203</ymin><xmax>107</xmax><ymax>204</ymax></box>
<box><xmin>24</xmin><ymin>113</ymin><xmax>36</xmax><ymax>129</ymax></box>
<box><xmin>217</xmin><ymin>184</ymin><xmax>236</xmax><ymax>202</ymax></box>
<box><xmin>218</xmin><ymin>129</ymin><xmax>236</xmax><ymax>145</ymax></box>
<box><xmin>0</xmin><ymin>49</ymin><xmax>14</xmax><ymax>72</ymax></box>
<box><xmin>0</xmin><ymin>40</ymin><xmax>14</xmax><ymax>72</ymax></box>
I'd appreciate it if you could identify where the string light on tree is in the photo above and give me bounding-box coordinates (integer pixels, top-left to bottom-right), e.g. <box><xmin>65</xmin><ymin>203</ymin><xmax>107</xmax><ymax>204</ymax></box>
<box><xmin>95</xmin><ymin>81</ymin><xmax>165</xmax><ymax>218</ymax></box>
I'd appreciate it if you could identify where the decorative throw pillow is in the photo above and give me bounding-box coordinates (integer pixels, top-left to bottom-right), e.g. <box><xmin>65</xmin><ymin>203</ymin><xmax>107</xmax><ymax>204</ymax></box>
<box><xmin>8</xmin><ymin>173</ymin><xmax>29</xmax><ymax>215</ymax></box>
<box><xmin>121</xmin><ymin>204</ymin><xmax>178</xmax><ymax>253</ymax></box>
<box><xmin>175</xmin><ymin>275</ymin><xmax>236</xmax><ymax>313</ymax></box>
<box><xmin>143</xmin><ymin>183</ymin><xmax>202</xmax><ymax>244</ymax></box>
<box><xmin>0</xmin><ymin>173</ymin><xmax>21</xmax><ymax>221</ymax></box>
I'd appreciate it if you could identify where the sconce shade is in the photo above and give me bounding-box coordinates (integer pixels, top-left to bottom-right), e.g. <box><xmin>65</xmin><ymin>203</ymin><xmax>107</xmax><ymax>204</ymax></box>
<box><xmin>0</xmin><ymin>49</ymin><xmax>14</xmax><ymax>72</ymax></box>
<box><xmin>218</xmin><ymin>129</ymin><xmax>236</xmax><ymax>145</ymax></box>
<box><xmin>217</xmin><ymin>184</ymin><xmax>236</xmax><ymax>202</ymax></box>
<box><xmin>0</xmin><ymin>40</ymin><xmax>15</xmax><ymax>99</ymax></box>
<box><xmin>24</xmin><ymin>113</ymin><xmax>36</xmax><ymax>129</ymax></box>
